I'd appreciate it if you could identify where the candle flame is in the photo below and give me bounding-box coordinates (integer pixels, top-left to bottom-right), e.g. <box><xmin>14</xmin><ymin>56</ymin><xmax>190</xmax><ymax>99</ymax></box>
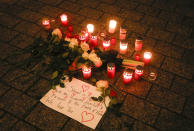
<box><xmin>144</xmin><ymin>52</ymin><xmax>152</xmax><ymax>59</ymax></box>
<box><xmin>60</xmin><ymin>14</ymin><xmax>67</xmax><ymax>21</ymax></box>
<box><xmin>109</xmin><ymin>20</ymin><xmax>117</xmax><ymax>28</ymax></box>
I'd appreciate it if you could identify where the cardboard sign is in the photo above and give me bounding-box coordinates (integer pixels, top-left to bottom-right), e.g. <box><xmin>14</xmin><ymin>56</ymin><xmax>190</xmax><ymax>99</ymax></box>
<box><xmin>40</xmin><ymin>78</ymin><xmax>109</xmax><ymax>129</ymax></box>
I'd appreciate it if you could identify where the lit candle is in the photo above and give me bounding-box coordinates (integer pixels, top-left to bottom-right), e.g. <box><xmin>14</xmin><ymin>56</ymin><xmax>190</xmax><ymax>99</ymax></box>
<box><xmin>107</xmin><ymin>63</ymin><xmax>115</xmax><ymax>79</ymax></box>
<box><xmin>89</xmin><ymin>33</ymin><xmax>97</xmax><ymax>47</ymax></box>
<box><xmin>120</xmin><ymin>40</ymin><xmax>128</xmax><ymax>54</ymax></box>
<box><xmin>87</xmin><ymin>24</ymin><xmax>94</xmax><ymax>33</ymax></box>
<box><xmin>135</xmin><ymin>37</ymin><xmax>143</xmax><ymax>51</ymax></box>
<box><xmin>60</xmin><ymin>14</ymin><xmax>68</xmax><ymax>26</ymax></box>
<box><xmin>79</xmin><ymin>32</ymin><xmax>86</xmax><ymax>42</ymax></box>
<box><xmin>143</xmin><ymin>52</ymin><xmax>152</xmax><ymax>64</ymax></box>
<box><xmin>68</xmin><ymin>25</ymin><xmax>73</xmax><ymax>32</ymax></box>
<box><xmin>123</xmin><ymin>69</ymin><xmax>133</xmax><ymax>84</ymax></box>
<box><xmin>134</xmin><ymin>65</ymin><xmax>144</xmax><ymax>80</ymax></box>
<box><xmin>110</xmin><ymin>37</ymin><xmax>116</xmax><ymax>45</ymax></box>
<box><xmin>103</xmin><ymin>37</ymin><xmax>110</xmax><ymax>50</ymax></box>
<box><xmin>42</xmin><ymin>18</ymin><xmax>50</xmax><ymax>30</ymax></box>
<box><xmin>82</xmin><ymin>65</ymin><xmax>91</xmax><ymax>79</ymax></box>
<box><xmin>109</xmin><ymin>20</ymin><xmax>117</xmax><ymax>34</ymax></box>
<box><xmin>120</xmin><ymin>25</ymin><xmax>127</xmax><ymax>40</ymax></box>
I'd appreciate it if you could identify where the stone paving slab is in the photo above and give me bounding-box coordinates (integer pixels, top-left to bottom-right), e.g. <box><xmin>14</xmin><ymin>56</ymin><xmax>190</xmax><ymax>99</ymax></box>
<box><xmin>0</xmin><ymin>0</ymin><xmax>194</xmax><ymax>130</ymax></box>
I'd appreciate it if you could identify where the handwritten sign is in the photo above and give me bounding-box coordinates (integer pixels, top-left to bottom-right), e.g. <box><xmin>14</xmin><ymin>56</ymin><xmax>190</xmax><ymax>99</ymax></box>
<box><xmin>40</xmin><ymin>78</ymin><xmax>109</xmax><ymax>129</ymax></box>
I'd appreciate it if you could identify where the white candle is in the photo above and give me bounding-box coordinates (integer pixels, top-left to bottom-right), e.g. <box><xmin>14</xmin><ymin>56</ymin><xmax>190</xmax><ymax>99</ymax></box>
<box><xmin>120</xmin><ymin>40</ymin><xmax>128</xmax><ymax>54</ymax></box>
<box><xmin>87</xmin><ymin>24</ymin><xmax>94</xmax><ymax>33</ymax></box>
<box><xmin>109</xmin><ymin>20</ymin><xmax>117</xmax><ymax>33</ymax></box>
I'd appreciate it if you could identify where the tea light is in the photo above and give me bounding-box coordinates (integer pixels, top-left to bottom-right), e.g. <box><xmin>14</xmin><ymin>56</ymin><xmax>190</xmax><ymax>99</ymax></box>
<box><xmin>135</xmin><ymin>37</ymin><xmax>143</xmax><ymax>51</ymax></box>
<box><xmin>123</xmin><ymin>69</ymin><xmax>133</xmax><ymax>84</ymax></box>
<box><xmin>90</xmin><ymin>34</ymin><xmax>97</xmax><ymax>47</ymax></box>
<box><xmin>82</xmin><ymin>65</ymin><xmax>91</xmax><ymax>79</ymax></box>
<box><xmin>103</xmin><ymin>37</ymin><xmax>110</xmax><ymax>50</ymax></box>
<box><xmin>79</xmin><ymin>33</ymin><xmax>86</xmax><ymax>42</ymax></box>
<box><xmin>120</xmin><ymin>40</ymin><xmax>128</xmax><ymax>54</ymax></box>
<box><xmin>42</xmin><ymin>18</ymin><xmax>50</xmax><ymax>30</ymax></box>
<box><xmin>60</xmin><ymin>14</ymin><xmax>68</xmax><ymax>26</ymax></box>
<box><xmin>134</xmin><ymin>65</ymin><xmax>144</xmax><ymax>80</ymax></box>
<box><xmin>110</xmin><ymin>37</ymin><xmax>116</xmax><ymax>45</ymax></box>
<box><xmin>120</xmin><ymin>25</ymin><xmax>127</xmax><ymax>40</ymax></box>
<box><xmin>68</xmin><ymin>25</ymin><xmax>73</xmax><ymax>32</ymax></box>
<box><xmin>109</xmin><ymin>20</ymin><xmax>117</xmax><ymax>34</ymax></box>
<box><xmin>107</xmin><ymin>63</ymin><xmax>115</xmax><ymax>79</ymax></box>
<box><xmin>143</xmin><ymin>52</ymin><xmax>152</xmax><ymax>64</ymax></box>
<box><xmin>87</xmin><ymin>24</ymin><xmax>94</xmax><ymax>33</ymax></box>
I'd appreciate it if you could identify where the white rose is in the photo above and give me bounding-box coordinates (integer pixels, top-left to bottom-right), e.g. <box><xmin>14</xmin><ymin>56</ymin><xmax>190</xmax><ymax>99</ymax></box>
<box><xmin>88</xmin><ymin>52</ymin><xmax>98</xmax><ymax>62</ymax></box>
<box><xmin>82</xmin><ymin>52</ymin><xmax>89</xmax><ymax>60</ymax></box>
<box><xmin>96</xmin><ymin>80</ymin><xmax>108</xmax><ymax>89</ymax></box>
<box><xmin>80</xmin><ymin>42</ymin><xmax>90</xmax><ymax>52</ymax></box>
<box><xmin>52</xmin><ymin>28</ymin><xmax>62</xmax><ymax>39</ymax></box>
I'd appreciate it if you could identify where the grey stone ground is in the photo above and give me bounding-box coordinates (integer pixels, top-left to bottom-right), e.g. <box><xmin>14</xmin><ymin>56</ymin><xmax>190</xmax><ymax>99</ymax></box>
<box><xmin>0</xmin><ymin>0</ymin><xmax>194</xmax><ymax>130</ymax></box>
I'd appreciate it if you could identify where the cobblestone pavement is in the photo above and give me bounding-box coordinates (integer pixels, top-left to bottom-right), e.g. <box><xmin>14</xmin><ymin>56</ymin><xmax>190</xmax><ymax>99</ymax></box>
<box><xmin>0</xmin><ymin>0</ymin><xmax>194</xmax><ymax>130</ymax></box>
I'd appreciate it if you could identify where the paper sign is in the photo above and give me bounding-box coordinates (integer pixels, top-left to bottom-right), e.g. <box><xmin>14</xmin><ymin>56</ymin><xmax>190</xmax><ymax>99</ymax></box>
<box><xmin>40</xmin><ymin>78</ymin><xmax>109</xmax><ymax>129</ymax></box>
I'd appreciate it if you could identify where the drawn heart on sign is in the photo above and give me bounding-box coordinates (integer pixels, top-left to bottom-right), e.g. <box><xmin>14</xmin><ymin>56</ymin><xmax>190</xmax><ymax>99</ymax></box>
<box><xmin>81</xmin><ymin>85</ymin><xmax>90</xmax><ymax>92</ymax></box>
<box><xmin>81</xmin><ymin>111</ymin><xmax>94</xmax><ymax>122</ymax></box>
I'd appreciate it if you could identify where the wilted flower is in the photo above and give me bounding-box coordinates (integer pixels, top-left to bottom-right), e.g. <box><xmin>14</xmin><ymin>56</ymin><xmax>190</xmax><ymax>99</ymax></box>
<box><xmin>80</xmin><ymin>42</ymin><xmax>90</xmax><ymax>52</ymax></box>
<box><xmin>82</xmin><ymin>52</ymin><xmax>89</xmax><ymax>60</ymax></box>
<box><xmin>96</xmin><ymin>80</ymin><xmax>108</xmax><ymax>89</ymax></box>
<box><xmin>69</xmin><ymin>38</ymin><xmax>78</xmax><ymax>48</ymax></box>
<box><xmin>93</xmin><ymin>57</ymin><xmax>102</xmax><ymax>68</ymax></box>
<box><xmin>52</xmin><ymin>28</ymin><xmax>62</xmax><ymax>39</ymax></box>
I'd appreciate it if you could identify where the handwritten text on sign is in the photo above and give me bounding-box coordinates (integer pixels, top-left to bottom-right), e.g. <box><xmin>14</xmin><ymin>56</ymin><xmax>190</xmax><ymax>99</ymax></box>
<box><xmin>40</xmin><ymin>78</ymin><xmax>109</xmax><ymax>129</ymax></box>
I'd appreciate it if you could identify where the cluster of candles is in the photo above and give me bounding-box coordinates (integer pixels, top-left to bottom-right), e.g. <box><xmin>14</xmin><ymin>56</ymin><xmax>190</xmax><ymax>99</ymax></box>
<box><xmin>42</xmin><ymin>13</ymin><xmax>153</xmax><ymax>84</ymax></box>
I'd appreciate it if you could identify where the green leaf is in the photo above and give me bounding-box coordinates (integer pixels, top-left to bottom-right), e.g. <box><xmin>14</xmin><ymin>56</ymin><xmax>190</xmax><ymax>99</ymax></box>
<box><xmin>51</xmin><ymin>71</ymin><xmax>58</xmax><ymax>79</ymax></box>
<box><xmin>111</xmin><ymin>98</ymin><xmax>117</xmax><ymax>104</ymax></box>
<box><xmin>62</xmin><ymin>52</ymin><xmax>69</xmax><ymax>58</ymax></box>
<box><xmin>52</xmin><ymin>85</ymin><xmax>56</xmax><ymax>90</ymax></box>
<box><xmin>60</xmin><ymin>83</ymin><xmax>65</xmax><ymax>88</ymax></box>
<box><xmin>91</xmin><ymin>97</ymin><xmax>98</xmax><ymax>101</ymax></box>
<box><xmin>105</xmin><ymin>89</ymin><xmax>110</xmax><ymax>96</ymax></box>
<box><xmin>98</xmin><ymin>96</ymin><xmax>103</xmax><ymax>102</ymax></box>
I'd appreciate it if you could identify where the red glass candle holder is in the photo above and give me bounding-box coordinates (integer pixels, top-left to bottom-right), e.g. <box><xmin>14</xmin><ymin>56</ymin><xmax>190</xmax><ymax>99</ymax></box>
<box><xmin>90</xmin><ymin>34</ymin><xmax>97</xmax><ymax>47</ymax></box>
<box><xmin>65</xmin><ymin>32</ymin><xmax>71</xmax><ymax>38</ymax></box>
<box><xmin>120</xmin><ymin>25</ymin><xmax>127</xmax><ymax>40</ymax></box>
<box><xmin>42</xmin><ymin>18</ymin><xmax>50</xmax><ymax>30</ymax></box>
<box><xmin>143</xmin><ymin>51</ymin><xmax>152</xmax><ymax>65</ymax></box>
<box><xmin>135</xmin><ymin>53</ymin><xmax>141</xmax><ymax>61</ymax></box>
<box><xmin>110</xmin><ymin>37</ymin><xmax>116</xmax><ymax>45</ymax></box>
<box><xmin>134</xmin><ymin>65</ymin><xmax>144</xmax><ymax>80</ymax></box>
<box><xmin>107</xmin><ymin>63</ymin><xmax>115</xmax><ymax>79</ymax></box>
<box><xmin>87</xmin><ymin>24</ymin><xmax>94</xmax><ymax>34</ymax></box>
<box><xmin>123</xmin><ymin>69</ymin><xmax>133</xmax><ymax>84</ymax></box>
<box><xmin>120</xmin><ymin>40</ymin><xmax>128</xmax><ymax>54</ymax></box>
<box><xmin>109</xmin><ymin>20</ymin><xmax>117</xmax><ymax>34</ymax></box>
<box><xmin>82</xmin><ymin>65</ymin><xmax>91</xmax><ymax>79</ymax></box>
<box><xmin>68</xmin><ymin>25</ymin><xmax>73</xmax><ymax>32</ymax></box>
<box><xmin>103</xmin><ymin>37</ymin><xmax>110</xmax><ymax>51</ymax></box>
<box><xmin>135</xmin><ymin>37</ymin><xmax>143</xmax><ymax>51</ymax></box>
<box><xmin>79</xmin><ymin>33</ymin><xmax>86</xmax><ymax>42</ymax></box>
<box><xmin>60</xmin><ymin>14</ymin><xmax>68</xmax><ymax>26</ymax></box>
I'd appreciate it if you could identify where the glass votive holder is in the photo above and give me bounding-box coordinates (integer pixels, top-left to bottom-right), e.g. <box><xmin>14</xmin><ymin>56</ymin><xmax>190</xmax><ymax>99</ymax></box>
<box><xmin>120</xmin><ymin>40</ymin><xmax>128</xmax><ymax>54</ymax></box>
<box><xmin>134</xmin><ymin>65</ymin><xmax>144</xmax><ymax>80</ymax></box>
<box><xmin>107</xmin><ymin>63</ymin><xmax>115</xmax><ymax>79</ymax></box>
<box><xmin>123</xmin><ymin>69</ymin><xmax>133</xmax><ymax>84</ymax></box>
<box><xmin>82</xmin><ymin>64</ymin><xmax>92</xmax><ymax>79</ymax></box>
<box><xmin>135</xmin><ymin>37</ymin><xmax>143</xmax><ymax>51</ymax></box>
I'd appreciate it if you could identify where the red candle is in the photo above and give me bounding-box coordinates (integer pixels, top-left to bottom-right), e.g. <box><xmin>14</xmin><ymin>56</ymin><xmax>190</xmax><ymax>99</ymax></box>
<box><xmin>135</xmin><ymin>53</ymin><xmax>141</xmax><ymax>61</ymax></box>
<box><xmin>66</xmin><ymin>32</ymin><xmax>71</xmax><ymax>38</ymax></box>
<box><xmin>68</xmin><ymin>25</ymin><xmax>73</xmax><ymax>32</ymax></box>
<box><xmin>109</xmin><ymin>20</ymin><xmax>117</xmax><ymax>34</ymax></box>
<box><xmin>110</xmin><ymin>37</ymin><xmax>116</xmax><ymax>45</ymax></box>
<box><xmin>120</xmin><ymin>25</ymin><xmax>127</xmax><ymax>40</ymax></box>
<box><xmin>82</xmin><ymin>65</ymin><xmax>91</xmax><ymax>79</ymax></box>
<box><xmin>103</xmin><ymin>37</ymin><xmax>110</xmax><ymax>50</ymax></box>
<box><xmin>107</xmin><ymin>63</ymin><xmax>115</xmax><ymax>79</ymax></box>
<box><xmin>134</xmin><ymin>65</ymin><xmax>144</xmax><ymax>80</ymax></box>
<box><xmin>60</xmin><ymin>14</ymin><xmax>68</xmax><ymax>26</ymax></box>
<box><xmin>123</xmin><ymin>69</ymin><xmax>133</xmax><ymax>84</ymax></box>
<box><xmin>42</xmin><ymin>18</ymin><xmax>50</xmax><ymax>30</ymax></box>
<box><xmin>90</xmin><ymin>34</ymin><xmax>97</xmax><ymax>47</ymax></box>
<box><xmin>120</xmin><ymin>40</ymin><xmax>128</xmax><ymax>54</ymax></box>
<box><xmin>143</xmin><ymin>52</ymin><xmax>152</xmax><ymax>64</ymax></box>
<box><xmin>87</xmin><ymin>24</ymin><xmax>94</xmax><ymax>34</ymax></box>
<box><xmin>135</xmin><ymin>37</ymin><xmax>143</xmax><ymax>51</ymax></box>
